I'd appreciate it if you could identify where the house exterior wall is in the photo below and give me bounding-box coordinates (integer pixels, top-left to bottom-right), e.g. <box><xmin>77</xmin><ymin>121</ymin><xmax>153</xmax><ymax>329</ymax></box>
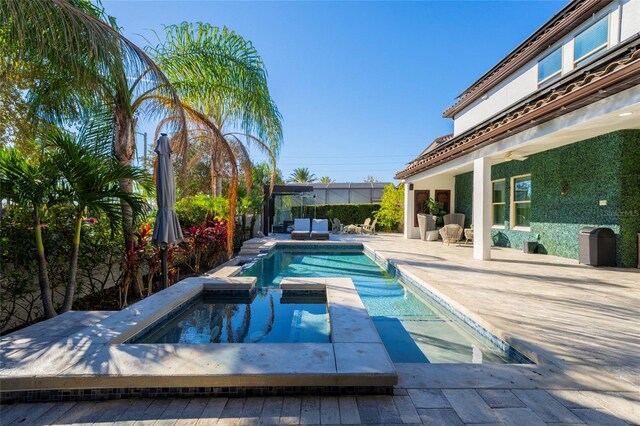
<box><xmin>453</xmin><ymin>0</ymin><xmax>639</xmax><ymax>136</ymax></box>
<box><xmin>454</xmin><ymin>129</ymin><xmax>640</xmax><ymax>267</ymax></box>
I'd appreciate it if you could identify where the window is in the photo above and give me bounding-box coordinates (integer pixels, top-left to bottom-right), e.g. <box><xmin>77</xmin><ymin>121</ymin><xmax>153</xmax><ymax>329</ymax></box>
<box><xmin>538</xmin><ymin>47</ymin><xmax>562</xmax><ymax>84</ymax></box>
<box><xmin>512</xmin><ymin>175</ymin><xmax>532</xmax><ymax>229</ymax></box>
<box><xmin>574</xmin><ymin>15</ymin><xmax>609</xmax><ymax>66</ymax></box>
<box><xmin>492</xmin><ymin>180</ymin><xmax>505</xmax><ymax>227</ymax></box>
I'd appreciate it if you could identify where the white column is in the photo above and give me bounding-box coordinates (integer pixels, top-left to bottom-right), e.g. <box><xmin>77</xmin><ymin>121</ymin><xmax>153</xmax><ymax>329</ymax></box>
<box><xmin>473</xmin><ymin>157</ymin><xmax>492</xmax><ymax>260</ymax></box>
<box><xmin>404</xmin><ymin>181</ymin><xmax>412</xmax><ymax>239</ymax></box>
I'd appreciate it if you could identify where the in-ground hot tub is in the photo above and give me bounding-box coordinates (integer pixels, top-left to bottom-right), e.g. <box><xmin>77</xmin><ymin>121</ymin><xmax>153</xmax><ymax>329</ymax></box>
<box><xmin>126</xmin><ymin>288</ymin><xmax>330</xmax><ymax>344</ymax></box>
<box><xmin>0</xmin><ymin>273</ymin><xmax>397</xmax><ymax>403</ymax></box>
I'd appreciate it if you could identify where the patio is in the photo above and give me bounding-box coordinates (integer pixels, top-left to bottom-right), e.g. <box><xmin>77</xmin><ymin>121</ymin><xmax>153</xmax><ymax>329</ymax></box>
<box><xmin>1</xmin><ymin>233</ymin><xmax>639</xmax><ymax>424</ymax></box>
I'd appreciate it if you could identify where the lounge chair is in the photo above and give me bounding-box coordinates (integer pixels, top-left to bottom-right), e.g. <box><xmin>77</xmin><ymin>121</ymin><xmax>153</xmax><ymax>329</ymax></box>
<box><xmin>311</xmin><ymin>219</ymin><xmax>330</xmax><ymax>240</ymax></box>
<box><xmin>355</xmin><ymin>218</ymin><xmax>371</xmax><ymax>234</ymax></box>
<box><xmin>361</xmin><ymin>218</ymin><xmax>377</xmax><ymax>234</ymax></box>
<box><xmin>291</xmin><ymin>218</ymin><xmax>311</xmax><ymax>240</ymax></box>
<box><xmin>439</xmin><ymin>224</ymin><xmax>463</xmax><ymax>245</ymax></box>
<box><xmin>331</xmin><ymin>218</ymin><xmax>345</xmax><ymax>234</ymax></box>
<box><xmin>443</xmin><ymin>213</ymin><xmax>465</xmax><ymax>228</ymax></box>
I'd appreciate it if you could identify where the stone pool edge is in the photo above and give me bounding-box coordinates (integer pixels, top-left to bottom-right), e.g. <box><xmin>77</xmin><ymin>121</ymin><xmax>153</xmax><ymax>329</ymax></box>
<box><xmin>0</xmin><ymin>265</ymin><xmax>396</xmax><ymax>402</ymax></box>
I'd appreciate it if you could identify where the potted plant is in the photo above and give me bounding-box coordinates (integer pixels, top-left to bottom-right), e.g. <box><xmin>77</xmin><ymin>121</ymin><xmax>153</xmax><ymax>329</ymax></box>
<box><xmin>426</xmin><ymin>198</ymin><xmax>446</xmax><ymax>226</ymax></box>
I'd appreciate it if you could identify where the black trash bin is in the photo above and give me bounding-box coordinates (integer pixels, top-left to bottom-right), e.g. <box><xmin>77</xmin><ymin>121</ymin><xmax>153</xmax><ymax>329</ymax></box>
<box><xmin>578</xmin><ymin>227</ymin><xmax>616</xmax><ymax>267</ymax></box>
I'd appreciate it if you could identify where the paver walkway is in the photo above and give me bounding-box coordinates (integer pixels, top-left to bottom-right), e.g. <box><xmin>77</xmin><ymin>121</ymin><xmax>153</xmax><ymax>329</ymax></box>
<box><xmin>2</xmin><ymin>234</ymin><xmax>639</xmax><ymax>424</ymax></box>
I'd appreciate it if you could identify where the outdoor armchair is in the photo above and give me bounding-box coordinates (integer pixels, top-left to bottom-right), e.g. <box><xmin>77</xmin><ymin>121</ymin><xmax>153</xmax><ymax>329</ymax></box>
<box><xmin>361</xmin><ymin>218</ymin><xmax>377</xmax><ymax>234</ymax></box>
<box><xmin>291</xmin><ymin>218</ymin><xmax>311</xmax><ymax>240</ymax></box>
<box><xmin>443</xmin><ymin>213</ymin><xmax>465</xmax><ymax>228</ymax></box>
<box><xmin>439</xmin><ymin>224</ymin><xmax>463</xmax><ymax>245</ymax></box>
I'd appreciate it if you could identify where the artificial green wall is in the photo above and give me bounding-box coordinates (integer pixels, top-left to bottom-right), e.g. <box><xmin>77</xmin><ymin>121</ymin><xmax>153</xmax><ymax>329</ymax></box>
<box><xmin>453</xmin><ymin>129</ymin><xmax>640</xmax><ymax>267</ymax></box>
<box><xmin>454</xmin><ymin>171</ymin><xmax>474</xmax><ymax>228</ymax></box>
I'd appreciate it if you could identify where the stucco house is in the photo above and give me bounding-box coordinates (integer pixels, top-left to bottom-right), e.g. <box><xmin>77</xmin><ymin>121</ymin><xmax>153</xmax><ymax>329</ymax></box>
<box><xmin>396</xmin><ymin>0</ymin><xmax>640</xmax><ymax>267</ymax></box>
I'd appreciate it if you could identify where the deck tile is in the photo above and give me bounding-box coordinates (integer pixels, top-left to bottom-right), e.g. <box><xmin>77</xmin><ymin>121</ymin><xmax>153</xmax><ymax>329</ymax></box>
<box><xmin>513</xmin><ymin>389</ymin><xmax>583</xmax><ymax>423</ymax></box>
<box><xmin>300</xmin><ymin>396</ymin><xmax>320</xmax><ymax>425</ymax></box>
<box><xmin>494</xmin><ymin>407</ymin><xmax>547</xmax><ymax>426</ymax></box>
<box><xmin>442</xmin><ymin>389</ymin><xmax>499</xmax><ymax>424</ymax></box>
<box><xmin>416</xmin><ymin>408</ymin><xmax>464</xmax><ymax>425</ymax></box>
<box><xmin>477</xmin><ymin>389</ymin><xmax>526</xmax><ymax>408</ymax></box>
<box><xmin>319</xmin><ymin>396</ymin><xmax>339</xmax><ymax>424</ymax></box>
<box><xmin>195</xmin><ymin>397</ymin><xmax>228</xmax><ymax>426</ymax></box>
<box><xmin>355</xmin><ymin>397</ymin><xmax>380</xmax><ymax>424</ymax></box>
<box><xmin>258</xmin><ymin>396</ymin><xmax>282</xmax><ymax>425</ymax></box>
<box><xmin>337</xmin><ymin>396</ymin><xmax>360</xmax><ymax>425</ymax></box>
<box><xmin>407</xmin><ymin>389</ymin><xmax>450</xmax><ymax>409</ymax></box>
<box><xmin>279</xmin><ymin>396</ymin><xmax>302</xmax><ymax>425</ymax></box>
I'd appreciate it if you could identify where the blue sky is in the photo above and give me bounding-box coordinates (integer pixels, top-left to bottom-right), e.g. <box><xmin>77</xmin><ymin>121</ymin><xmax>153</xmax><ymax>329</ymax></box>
<box><xmin>104</xmin><ymin>0</ymin><xmax>567</xmax><ymax>183</ymax></box>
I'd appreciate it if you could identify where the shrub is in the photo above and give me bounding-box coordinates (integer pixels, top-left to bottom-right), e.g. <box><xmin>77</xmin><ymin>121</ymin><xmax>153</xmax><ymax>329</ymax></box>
<box><xmin>292</xmin><ymin>204</ymin><xmax>382</xmax><ymax>229</ymax></box>
<box><xmin>375</xmin><ymin>183</ymin><xmax>404</xmax><ymax>232</ymax></box>
<box><xmin>175</xmin><ymin>194</ymin><xmax>229</xmax><ymax>227</ymax></box>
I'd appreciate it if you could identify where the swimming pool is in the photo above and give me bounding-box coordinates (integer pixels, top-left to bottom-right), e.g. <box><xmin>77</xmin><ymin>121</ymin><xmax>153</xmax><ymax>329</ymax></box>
<box><xmin>242</xmin><ymin>249</ymin><xmax>523</xmax><ymax>364</ymax></box>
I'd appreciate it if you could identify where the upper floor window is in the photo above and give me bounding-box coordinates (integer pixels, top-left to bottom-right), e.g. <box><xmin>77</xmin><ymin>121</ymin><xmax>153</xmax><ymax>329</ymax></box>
<box><xmin>574</xmin><ymin>15</ymin><xmax>609</xmax><ymax>66</ymax></box>
<box><xmin>512</xmin><ymin>175</ymin><xmax>532</xmax><ymax>229</ymax></box>
<box><xmin>538</xmin><ymin>47</ymin><xmax>562</xmax><ymax>84</ymax></box>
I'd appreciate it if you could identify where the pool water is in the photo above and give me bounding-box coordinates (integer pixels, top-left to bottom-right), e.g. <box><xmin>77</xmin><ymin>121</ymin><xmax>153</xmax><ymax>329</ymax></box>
<box><xmin>131</xmin><ymin>291</ymin><xmax>329</xmax><ymax>344</ymax></box>
<box><xmin>242</xmin><ymin>250</ymin><xmax>520</xmax><ymax>364</ymax></box>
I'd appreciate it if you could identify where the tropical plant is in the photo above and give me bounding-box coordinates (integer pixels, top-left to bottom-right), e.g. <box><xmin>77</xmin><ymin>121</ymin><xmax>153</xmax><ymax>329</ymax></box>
<box><xmin>426</xmin><ymin>197</ymin><xmax>446</xmax><ymax>222</ymax></box>
<box><xmin>0</xmin><ymin>0</ymin><xmax>187</xmax><ymax>252</ymax></box>
<box><xmin>175</xmin><ymin>194</ymin><xmax>229</xmax><ymax>227</ymax></box>
<box><xmin>320</xmin><ymin>176</ymin><xmax>333</xmax><ymax>184</ymax></box>
<box><xmin>45</xmin><ymin>123</ymin><xmax>152</xmax><ymax>312</ymax></box>
<box><xmin>0</xmin><ymin>148</ymin><xmax>59</xmax><ymax>318</ymax></box>
<box><xmin>288</xmin><ymin>167</ymin><xmax>317</xmax><ymax>184</ymax></box>
<box><xmin>148</xmin><ymin>23</ymin><xmax>283</xmax><ymax>197</ymax></box>
<box><xmin>147</xmin><ymin>23</ymin><xmax>282</xmax><ymax>257</ymax></box>
<box><xmin>375</xmin><ymin>183</ymin><xmax>405</xmax><ymax>232</ymax></box>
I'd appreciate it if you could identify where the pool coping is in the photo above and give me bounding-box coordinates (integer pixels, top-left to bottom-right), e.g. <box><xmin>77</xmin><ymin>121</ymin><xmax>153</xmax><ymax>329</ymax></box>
<box><xmin>0</xmin><ymin>269</ymin><xmax>397</xmax><ymax>402</ymax></box>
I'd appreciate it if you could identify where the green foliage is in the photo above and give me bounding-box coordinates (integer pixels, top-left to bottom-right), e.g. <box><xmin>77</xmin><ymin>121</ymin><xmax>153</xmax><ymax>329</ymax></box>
<box><xmin>175</xmin><ymin>194</ymin><xmax>229</xmax><ymax>227</ymax></box>
<box><xmin>288</xmin><ymin>167</ymin><xmax>317</xmax><ymax>183</ymax></box>
<box><xmin>1</xmin><ymin>205</ymin><xmax>124</xmax><ymax>331</ymax></box>
<box><xmin>375</xmin><ymin>183</ymin><xmax>404</xmax><ymax>232</ymax></box>
<box><xmin>292</xmin><ymin>204</ymin><xmax>382</xmax><ymax>229</ymax></box>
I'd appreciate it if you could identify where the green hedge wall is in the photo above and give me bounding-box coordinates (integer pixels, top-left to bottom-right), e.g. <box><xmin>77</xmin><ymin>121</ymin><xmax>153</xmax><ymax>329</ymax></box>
<box><xmin>454</xmin><ymin>171</ymin><xmax>474</xmax><ymax>228</ymax></box>
<box><xmin>454</xmin><ymin>130</ymin><xmax>640</xmax><ymax>267</ymax></box>
<box><xmin>292</xmin><ymin>204</ymin><xmax>382</xmax><ymax>229</ymax></box>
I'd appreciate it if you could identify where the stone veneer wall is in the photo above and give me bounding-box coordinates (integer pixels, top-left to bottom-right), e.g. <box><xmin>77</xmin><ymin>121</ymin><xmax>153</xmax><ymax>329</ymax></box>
<box><xmin>453</xmin><ymin>129</ymin><xmax>640</xmax><ymax>267</ymax></box>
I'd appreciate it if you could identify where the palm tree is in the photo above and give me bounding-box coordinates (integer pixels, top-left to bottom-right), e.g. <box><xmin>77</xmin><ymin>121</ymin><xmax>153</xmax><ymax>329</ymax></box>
<box><xmin>288</xmin><ymin>167</ymin><xmax>317</xmax><ymax>184</ymax></box>
<box><xmin>45</xmin><ymin>121</ymin><xmax>152</xmax><ymax>312</ymax></box>
<box><xmin>1</xmin><ymin>0</ymin><xmax>187</xmax><ymax>252</ymax></box>
<box><xmin>320</xmin><ymin>176</ymin><xmax>333</xmax><ymax>184</ymax></box>
<box><xmin>0</xmin><ymin>148</ymin><xmax>58</xmax><ymax>318</ymax></box>
<box><xmin>148</xmin><ymin>23</ymin><xmax>283</xmax><ymax>198</ymax></box>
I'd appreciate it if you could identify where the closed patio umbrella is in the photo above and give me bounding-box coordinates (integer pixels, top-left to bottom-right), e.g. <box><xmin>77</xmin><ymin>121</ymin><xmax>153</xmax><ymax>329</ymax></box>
<box><xmin>152</xmin><ymin>133</ymin><xmax>183</xmax><ymax>289</ymax></box>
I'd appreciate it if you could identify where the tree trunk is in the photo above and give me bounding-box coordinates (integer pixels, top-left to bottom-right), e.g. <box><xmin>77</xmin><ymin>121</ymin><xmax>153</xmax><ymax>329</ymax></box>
<box><xmin>61</xmin><ymin>212</ymin><xmax>83</xmax><ymax>313</ymax></box>
<box><xmin>210</xmin><ymin>137</ymin><xmax>224</xmax><ymax>197</ymax></box>
<box><xmin>249</xmin><ymin>214</ymin><xmax>257</xmax><ymax>239</ymax></box>
<box><xmin>34</xmin><ymin>210</ymin><xmax>56</xmax><ymax>319</ymax></box>
<box><xmin>113</xmin><ymin>106</ymin><xmax>136</xmax><ymax>250</ymax></box>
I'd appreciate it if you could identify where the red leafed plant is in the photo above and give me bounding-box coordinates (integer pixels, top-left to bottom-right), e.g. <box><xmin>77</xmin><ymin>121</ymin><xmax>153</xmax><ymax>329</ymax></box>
<box><xmin>120</xmin><ymin>223</ymin><xmax>153</xmax><ymax>308</ymax></box>
<box><xmin>182</xmin><ymin>219</ymin><xmax>227</xmax><ymax>273</ymax></box>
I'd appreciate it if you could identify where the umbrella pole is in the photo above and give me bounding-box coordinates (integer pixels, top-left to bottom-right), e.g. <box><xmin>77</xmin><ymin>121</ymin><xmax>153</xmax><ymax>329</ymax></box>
<box><xmin>161</xmin><ymin>244</ymin><xmax>168</xmax><ymax>289</ymax></box>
